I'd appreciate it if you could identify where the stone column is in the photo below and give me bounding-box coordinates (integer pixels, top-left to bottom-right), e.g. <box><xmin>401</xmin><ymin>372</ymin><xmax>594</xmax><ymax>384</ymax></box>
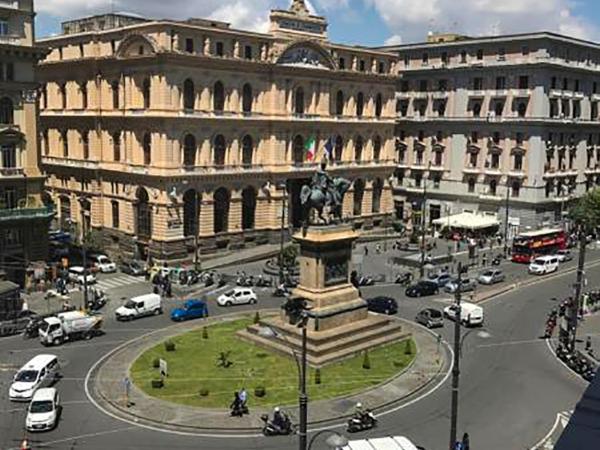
<box><xmin>228</xmin><ymin>189</ymin><xmax>242</xmax><ymax>233</ymax></box>
<box><xmin>199</xmin><ymin>191</ymin><xmax>214</xmax><ymax>236</ymax></box>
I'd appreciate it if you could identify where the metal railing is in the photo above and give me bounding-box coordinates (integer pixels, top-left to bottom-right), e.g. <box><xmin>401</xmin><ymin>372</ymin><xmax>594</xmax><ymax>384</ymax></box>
<box><xmin>0</xmin><ymin>205</ymin><xmax>54</xmax><ymax>222</ymax></box>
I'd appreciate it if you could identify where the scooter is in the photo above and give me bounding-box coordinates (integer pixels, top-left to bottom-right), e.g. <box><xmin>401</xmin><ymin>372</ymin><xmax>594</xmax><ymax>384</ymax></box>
<box><xmin>491</xmin><ymin>255</ymin><xmax>503</xmax><ymax>266</ymax></box>
<box><xmin>273</xmin><ymin>286</ymin><xmax>290</xmax><ymax>297</ymax></box>
<box><xmin>358</xmin><ymin>275</ymin><xmax>375</xmax><ymax>286</ymax></box>
<box><xmin>395</xmin><ymin>272</ymin><xmax>413</xmax><ymax>286</ymax></box>
<box><xmin>255</xmin><ymin>276</ymin><xmax>273</xmax><ymax>287</ymax></box>
<box><xmin>23</xmin><ymin>318</ymin><xmax>41</xmax><ymax>339</ymax></box>
<box><xmin>230</xmin><ymin>402</ymin><xmax>249</xmax><ymax>417</ymax></box>
<box><xmin>260</xmin><ymin>413</ymin><xmax>294</xmax><ymax>436</ymax></box>
<box><xmin>347</xmin><ymin>410</ymin><xmax>377</xmax><ymax>433</ymax></box>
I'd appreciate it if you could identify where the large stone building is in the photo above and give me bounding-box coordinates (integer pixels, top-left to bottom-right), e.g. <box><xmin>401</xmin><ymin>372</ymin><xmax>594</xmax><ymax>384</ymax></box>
<box><xmin>0</xmin><ymin>0</ymin><xmax>51</xmax><ymax>284</ymax></box>
<box><xmin>382</xmin><ymin>32</ymin><xmax>600</xmax><ymax>234</ymax></box>
<box><xmin>37</xmin><ymin>0</ymin><xmax>398</xmax><ymax>263</ymax></box>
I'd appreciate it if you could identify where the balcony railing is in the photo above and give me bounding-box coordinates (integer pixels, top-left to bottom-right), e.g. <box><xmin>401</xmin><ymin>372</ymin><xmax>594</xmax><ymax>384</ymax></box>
<box><xmin>0</xmin><ymin>206</ymin><xmax>55</xmax><ymax>223</ymax></box>
<box><xmin>0</xmin><ymin>167</ymin><xmax>24</xmax><ymax>176</ymax></box>
<box><xmin>0</xmin><ymin>34</ymin><xmax>21</xmax><ymax>45</ymax></box>
<box><xmin>42</xmin><ymin>156</ymin><xmax>99</xmax><ymax>169</ymax></box>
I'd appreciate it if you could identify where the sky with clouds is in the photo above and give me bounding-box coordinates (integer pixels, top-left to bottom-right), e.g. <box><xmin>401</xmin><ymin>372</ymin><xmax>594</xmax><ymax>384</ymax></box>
<box><xmin>35</xmin><ymin>0</ymin><xmax>600</xmax><ymax>45</ymax></box>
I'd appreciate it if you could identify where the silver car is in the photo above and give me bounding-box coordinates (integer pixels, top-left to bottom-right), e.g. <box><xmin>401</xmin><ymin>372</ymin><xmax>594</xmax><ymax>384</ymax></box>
<box><xmin>478</xmin><ymin>269</ymin><xmax>505</xmax><ymax>285</ymax></box>
<box><xmin>444</xmin><ymin>278</ymin><xmax>476</xmax><ymax>293</ymax></box>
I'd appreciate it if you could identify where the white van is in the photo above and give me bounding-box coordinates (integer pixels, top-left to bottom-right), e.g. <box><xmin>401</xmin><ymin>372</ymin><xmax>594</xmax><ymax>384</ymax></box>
<box><xmin>341</xmin><ymin>436</ymin><xmax>420</xmax><ymax>450</ymax></box>
<box><xmin>26</xmin><ymin>387</ymin><xmax>60</xmax><ymax>431</ymax></box>
<box><xmin>444</xmin><ymin>301</ymin><xmax>484</xmax><ymax>327</ymax></box>
<box><xmin>115</xmin><ymin>293</ymin><xmax>162</xmax><ymax>321</ymax></box>
<box><xmin>9</xmin><ymin>354</ymin><xmax>59</xmax><ymax>401</ymax></box>
<box><xmin>528</xmin><ymin>255</ymin><xmax>559</xmax><ymax>275</ymax></box>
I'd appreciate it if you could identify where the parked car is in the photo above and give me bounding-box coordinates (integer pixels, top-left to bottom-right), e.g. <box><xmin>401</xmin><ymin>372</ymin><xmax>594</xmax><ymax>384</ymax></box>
<box><xmin>366</xmin><ymin>296</ymin><xmax>398</xmax><ymax>315</ymax></box>
<box><xmin>444</xmin><ymin>278</ymin><xmax>476</xmax><ymax>293</ymax></box>
<box><xmin>115</xmin><ymin>294</ymin><xmax>162</xmax><ymax>321</ymax></box>
<box><xmin>26</xmin><ymin>387</ymin><xmax>60</xmax><ymax>432</ymax></box>
<box><xmin>405</xmin><ymin>281</ymin><xmax>439</xmax><ymax>297</ymax></box>
<box><xmin>217</xmin><ymin>288</ymin><xmax>257</xmax><ymax>307</ymax></box>
<box><xmin>428</xmin><ymin>272</ymin><xmax>452</xmax><ymax>288</ymax></box>
<box><xmin>528</xmin><ymin>255</ymin><xmax>559</xmax><ymax>275</ymax></box>
<box><xmin>120</xmin><ymin>260</ymin><xmax>147</xmax><ymax>276</ymax></box>
<box><xmin>415</xmin><ymin>308</ymin><xmax>444</xmax><ymax>328</ymax></box>
<box><xmin>91</xmin><ymin>254</ymin><xmax>117</xmax><ymax>273</ymax></box>
<box><xmin>477</xmin><ymin>269</ymin><xmax>505</xmax><ymax>285</ymax></box>
<box><xmin>67</xmin><ymin>266</ymin><xmax>96</xmax><ymax>285</ymax></box>
<box><xmin>555</xmin><ymin>249</ymin><xmax>573</xmax><ymax>262</ymax></box>
<box><xmin>170</xmin><ymin>299</ymin><xmax>208</xmax><ymax>321</ymax></box>
<box><xmin>443</xmin><ymin>302</ymin><xmax>484</xmax><ymax>327</ymax></box>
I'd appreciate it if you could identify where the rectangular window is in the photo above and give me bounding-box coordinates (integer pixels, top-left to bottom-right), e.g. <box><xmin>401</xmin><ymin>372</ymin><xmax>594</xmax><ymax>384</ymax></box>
<box><xmin>551</xmin><ymin>77</ymin><xmax>557</xmax><ymax>89</ymax></box>
<box><xmin>359</xmin><ymin>60</ymin><xmax>366</xmax><ymax>71</ymax></box>
<box><xmin>1</xmin><ymin>145</ymin><xmax>17</xmax><ymax>168</ymax></box>
<box><xmin>400</xmin><ymin>80</ymin><xmax>409</xmax><ymax>92</ymax></box>
<box><xmin>3</xmin><ymin>188</ymin><xmax>16</xmax><ymax>208</ymax></box>
<box><xmin>419</xmin><ymin>80</ymin><xmax>428</xmax><ymax>92</ymax></box>
<box><xmin>498</xmin><ymin>48</ymin><xmax>505</xmax><ymax>60</ymax></box>
<box><xmin>575</xmin><ymin>79</ymin><xmax>580</xmax><ymax>92</ymax></box>
<box><xmin>441</xmin><ymin>52</ymin><xmax>448</xmax><ymax>64</ymax></box>
<box><xmin>244</xmin><ymin>45</ymin><xmax>252</xmax><ymax>60</ymax></box>
<box><xmin>422</xmin><ymin>53</ymin><xmax>429</xmax><ymax>65</ymax></box>
<box><xmin>6</xmin><ymin>63</ymin><xmax>13</xmax><ymax>81</ymax></box>
<box><xmin>477</xmin><ymin>49</ymin><xmax>483</xmax><ymax>60</ymax></box>
<box><xmin>518</xmin><ymin>76</ymin><xmax>529</xmax><ymax>89</ymax></box>
<box><xmin>473</xmin><ymin>77</ymin><xmax>483</xmax><ymax>90</ymax></box>
<box><xmin>495</xmin><ymin>76</ymin><xmax>506</xmax><ymax>89</ymax></box>
<box><xmin>0</xmin><ymin>20</ymin><xmax>8</xmax><ymax>36</ymax></box>
<box><xmin>185</xmin><ymin>38</ymin><xmax>194</xmax><ymax>53</ymax></box>
<box><xmin>112</xmin><ymin>201</ymin><xmax>120</xmax><ymax>229</ymax></box>
<box><xmin>378</xmin><ymin>61</ymin><xmax>385</xmax><ymax>74</ymax></box>
<box><xmin>460</xmin><ymin>50</ymin><xmax>467</xmax><ymax>63</ymax></box>
<box><xmin>215</xmin><ymin>41</ymin><xmax>224</xmax><ymax>57</ymax></box>
<box><xmin>404</xmin><ymin>55</ymin><xmax>410</xmax><ymax>67</ymax></box>
<box><xmin>522</xmin><ymin>46</ymin><xmax>529</xmax><ymax>56</ymax></box>
<box><xmin>438</xmin><ymin>79</ymin><xmax>448</xmax><ymax>91</ymax></box>
<box><xmin>0</xmin><ymin>62</ymin><xmax>3</xmax><ymax>81</ymax></box>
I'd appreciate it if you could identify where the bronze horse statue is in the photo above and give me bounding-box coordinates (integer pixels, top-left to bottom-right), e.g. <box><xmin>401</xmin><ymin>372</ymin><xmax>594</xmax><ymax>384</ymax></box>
<box><xmin>300</xmin><ymin>177</ymin><xmax>351</xmax><ymax>224</ymax></box>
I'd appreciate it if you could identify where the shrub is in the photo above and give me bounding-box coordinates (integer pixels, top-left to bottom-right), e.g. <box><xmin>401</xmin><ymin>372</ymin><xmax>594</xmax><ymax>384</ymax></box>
<box><xmin>165</xmin><ymin>341</ymin><xmax>176</xmax><ymax>352</ymax></box>
<box><xmin>314</xmin><ymin>368</ymin><xmax>321</xmax><ymax>385</ymax></box>
<box><xmin>253</xmin><ymin>311</ymin><xmax>260</xmax><ymax>324</ymax></box>
<box><xmin>151</xmin><ymin>379</ymin><xmax>164</xmax><ymax>389</ymax></box>
<box><xmin>199</xmin><ymin>388</ymin><xmax>209</xmax><ymax>397</ymax></box>
<box><xmin>404</xmin><ymin>340</ymin><xmax>413</xmax><ymax>355</ymax></box>
<box><xmin>152</xmin><ymin>358</ymin><xmax>160</xmax><ymax>368</ymax></box>
<box><xmin>362</xmin><ymin>351</ymin><xmax>371</xmax><ymax>370</ymax></box>
<box><xmin>202</xmin><ymin>326</ymin><xmax>209</xmax><ymax>339</ymax></box>
<box><xmin>254</xmin><ymin>386</ymin><xmax>266</xmax><ymax>397</ymax></box>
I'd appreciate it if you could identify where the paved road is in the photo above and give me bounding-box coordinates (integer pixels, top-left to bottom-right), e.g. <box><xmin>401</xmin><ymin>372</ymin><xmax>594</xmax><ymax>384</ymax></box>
<box><xmin>0</xmin><ymin>251</ymin><xmax>593</xmax><ymax>450</ymax></box>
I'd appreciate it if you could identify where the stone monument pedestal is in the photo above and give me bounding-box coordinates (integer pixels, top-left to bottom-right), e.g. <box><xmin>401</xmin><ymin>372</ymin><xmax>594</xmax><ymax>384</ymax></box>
<box><xmin>239</xmin><ymin>225</ymin><xmax>409</xmax><ymax>366</ymax></box>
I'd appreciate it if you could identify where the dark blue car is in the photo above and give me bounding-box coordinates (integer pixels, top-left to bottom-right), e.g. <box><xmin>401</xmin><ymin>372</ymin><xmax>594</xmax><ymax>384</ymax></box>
<box><xmin>170</xmin><ymin>299</ymin><xmax>208</xmax><ymax>322</ymax></box>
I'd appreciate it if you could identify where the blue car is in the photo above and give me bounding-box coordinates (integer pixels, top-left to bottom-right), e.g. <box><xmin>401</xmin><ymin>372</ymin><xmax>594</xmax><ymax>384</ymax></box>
<box><xmin>170</xmin><ymin>299</ymin><xmax>209</xmax><ymax>322</ymax></box>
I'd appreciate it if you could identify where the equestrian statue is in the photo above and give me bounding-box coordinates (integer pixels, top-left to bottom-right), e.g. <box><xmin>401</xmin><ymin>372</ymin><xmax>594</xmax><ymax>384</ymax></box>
<box><xmin>300</xmin><ymin>159</ymin><xmax>351</xmax><ymax>224</ymax></box>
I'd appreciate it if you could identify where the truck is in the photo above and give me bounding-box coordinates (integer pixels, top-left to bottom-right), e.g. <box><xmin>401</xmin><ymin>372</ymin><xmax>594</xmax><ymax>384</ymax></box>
<box><xmin>38</xmin><ymin>311</ymin><xmax>103</xmax><ymax>346</ymax></box>
<box><xmin>339</xmin><ymin>436</ymin><xmax>424</xmax><ymax>450</ymax></box>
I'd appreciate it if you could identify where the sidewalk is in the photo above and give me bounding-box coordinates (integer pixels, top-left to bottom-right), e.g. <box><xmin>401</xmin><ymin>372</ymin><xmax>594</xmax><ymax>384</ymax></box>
<box><xmin>90</xmin><ymin>311</ymin><xmax>449</xmax><ymax>433</ymax></box>
<box><xmin>572</xmin><ymin>313</ymin><xmax>600</xmax><ymax>362</ymax></box>
<box><xmin>200</xmin><ymin>244</ymin><xmax>281</xmax><ymax>271</ymax></box>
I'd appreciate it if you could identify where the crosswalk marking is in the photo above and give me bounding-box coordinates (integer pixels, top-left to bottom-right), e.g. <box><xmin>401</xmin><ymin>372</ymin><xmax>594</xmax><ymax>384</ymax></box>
<box><xmin>97</xmin><ymin>275</ymin><xmax>146</xmax><ymax>291</ymax></box>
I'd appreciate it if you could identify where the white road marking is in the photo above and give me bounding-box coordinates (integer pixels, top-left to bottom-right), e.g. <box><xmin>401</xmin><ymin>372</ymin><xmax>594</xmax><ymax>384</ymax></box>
<box><xmin>529</xmin><ymin>410</ymin><xmax>572</xmax><ymax>450</ymax></box>
<box><xmin>477</xmin><ymin>331</ymin><xmax>492</xmax><ymax>339</ymax></box>
<box><xmin>5</xmin><ymin>426</ymin><xmax>138</xmax><ymax>450</ymax></box>
<box><xmin>477</xmin><ymin>338</ymin><xmax>550</xmax><ymax>348</ymax></box>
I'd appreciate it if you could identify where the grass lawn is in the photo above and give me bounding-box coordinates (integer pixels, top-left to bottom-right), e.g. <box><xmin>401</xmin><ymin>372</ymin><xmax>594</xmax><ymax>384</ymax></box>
<box><xmin>130</xmin><ymin>317</ymin><xmax>416</xmax><ymax>408</ymax></box>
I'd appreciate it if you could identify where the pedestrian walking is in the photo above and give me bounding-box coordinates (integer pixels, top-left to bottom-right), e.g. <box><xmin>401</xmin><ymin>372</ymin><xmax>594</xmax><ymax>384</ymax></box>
<box><xmin>586</xmin><ymin>336</ymin><xmax>592</xmax><ymax>352</ymax></box>
<box><xmin>123</xmin><ymin>376</ymin><xmax>132</xmax><ymax>407</ymax></box>
<box><xmin>462</xmin><ymin>432</ymin><xmax>470</xmax><ymax>450</ymax></box>
<box><xmin>239</xmin><ymin>387</ymin><xmax>248</xmax><ymax>406</ymax></box>
<box><xmin>364</xmin><ymin>246</ymin><xmax>369</xmax><ymax>256</ymax></box>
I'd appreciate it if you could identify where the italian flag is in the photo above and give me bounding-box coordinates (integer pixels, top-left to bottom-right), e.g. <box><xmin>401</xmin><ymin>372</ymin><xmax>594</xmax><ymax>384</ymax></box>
<box><xmin>305</xmin><ymin>136</ymin><xmax>316</xmax><ymax>162</ymax></box>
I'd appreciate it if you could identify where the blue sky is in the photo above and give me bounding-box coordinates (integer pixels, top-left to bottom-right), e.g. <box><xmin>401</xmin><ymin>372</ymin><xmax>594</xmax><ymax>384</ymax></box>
<box><xmin>34</xmin><ymin>0</ymin><xmax>600</xmax><ymax>45</ymax></box>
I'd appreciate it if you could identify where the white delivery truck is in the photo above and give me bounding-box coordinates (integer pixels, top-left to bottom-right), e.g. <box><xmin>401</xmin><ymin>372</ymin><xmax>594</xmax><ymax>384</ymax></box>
<box><xmin>38</xmin><ymin>311</ymin><xmax>103</xmax><ymax>346</ymax></box>
<box><xmin>115</xmin><ymin>293</ymin><xmax>162</xmax><ymax>321</ymax></box>
<box><xmin>339</xmin><ymin>436</ymin><xmax>423</xmax><ymax>450</ymax></box>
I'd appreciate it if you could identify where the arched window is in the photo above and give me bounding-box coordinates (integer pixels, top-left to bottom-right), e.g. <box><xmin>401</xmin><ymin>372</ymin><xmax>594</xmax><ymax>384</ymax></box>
<box><xmin>59</xmin><ymin>195</ymin><xmax>71</xmax><ymax>229</ymax></box>
<box><xmin>183</xmin><ymin>79</ymin><xmax>195</xmax><ymax>110</ymax></box>
<box><xmin>142</xmin><ymin>78</ymin><xmax>151</xmax><ymax>109</ymax></box>
<box><xmin>111</xmin><ymin>81</ymin><xmax>120</xmax><ymax>109</ymax></box>
<box><xmin>293</xmin><ymin>135</ymin><xmax>304</xmax><ymax>165</ymax></box>
<box><xmin>334</xmin><ymin>135</ymin><xmax>343</xmax><ymax>162</ymax></box>
<box><xmin>135</xmin><ymin>187</ymin><xmax>152</xmax><ymax>239</ymax></box>
<box><xmin>375</xmin><ymin>93</ymin><xmax>383</xmax><ymax>118</ymax></box>
<box><xmin>61</xmin><ymin>130</ymin><xmax>69</xmax><ymax>157</ymax></box>
<box><xmin>294</xmin><ymin>87</ymin><xmax>305</xmax><ymax>115</ymax></box>
<box><xmin>183</xmin><ymin>189</ymin><xmax>199</xmax><ymax>237</ymax></box>
<box><xmin>241</xmin><ymin>186</ymin><xmax>257</xmax><ymax>230</ymax></box>
<box><xmin>356</xmin><ymin>92</ymin><xmax>364</xmax><ymax>117</ymax></box>
<box><xmin>372</xmin><ymin>178</ymin><xmax>383</xmax><ymax>213</ymax></box>
<box><xmin>241</xmin><ymin>135</ymin><xmax>253</xmax><ymax>168</ymax></box>
<box><xmin>0</xmin><ymin>97</ymin><xmax>14</xmax><ymax>124</ymax></box>
<box><xmin>373</xmin><ymin>136</ymin><xmax>382</xmax><ymax>162</ymax></box>
<box><xmin>113</xmin><ymin>132</ymin><xmax>121</xmax><ymax>161</ymax></box>
<box><xmin>354</xmin><ymin>136</ymin><xmax>364</xmax><ymax>162</ymax></box>
<box><xmin>183</xmin><ymin>134</ymin><xmax>196</xmax><ymax>167</ymax></box>
<box><xmin>353</xmin><ymin>179</ymin><xmax>365</xmax><ymax>216</ymax></box>
<box><xmin>242</xmin><ymin>83</ymin><xmax>253</xmax><ymax>114</ymax></box>
<box><xmin>213</xmin><ymin>187</ymin><xmax>230</xmax><ymax>233</ymax></box>
<box><xmin>80</xmin><ymin>82</ymin><xmax>88</xmax><ymax>109</ymax></box>
<box><xmin>213</xmin><ymin>81</ymin><xmax>225</xmax><ymax>112</ymax></box>
<box><xmin>335</xmin><ymin>90</ymin><xmax>344</xmax><ymax>116</ymax></box>
<box><xmin>214</xmin><ymin>134</ymin><xmax>226</xmax><ymax>168</ymax></box>
<box><xmin>143</xmin><ymin>133</ymin><xmax>151</xmax><ymax>165</ymax></box>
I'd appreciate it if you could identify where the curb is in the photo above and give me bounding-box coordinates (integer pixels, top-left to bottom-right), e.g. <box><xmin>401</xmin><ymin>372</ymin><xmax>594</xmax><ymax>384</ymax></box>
<box><xmin>87</xmin><ymin>312</ymin><xmax>452</xmax><ymax>435</ymax></box>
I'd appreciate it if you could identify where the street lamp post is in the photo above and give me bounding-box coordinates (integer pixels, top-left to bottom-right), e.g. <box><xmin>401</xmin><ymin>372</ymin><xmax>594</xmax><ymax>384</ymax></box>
<box><xmin>503</xmin><ymin>184</ymin><xmax>510</xmax><ymax>258</ymax></box>
<box><xmin>449</xmin><ymin>261</ymin><xmax>466</xmax><ymax>450</ymax></box>
<box><xmin>194</xmin><ymin>192</ymin><xmax>200</xmax><ymax>271</ymax></box>
<box><xmin>570</xmin><ymin>229</ymin><xmax>587</xmax><ymax>350</ymax></box>
<box><xmin>419</xmin><ymin>164</ymin><xmax>431</xmax><ymax>279</ymax></box>
<box><xmin>279</xmin><ymin>182</ymin><xmax>287</xmax><ymax>285</ymax></box>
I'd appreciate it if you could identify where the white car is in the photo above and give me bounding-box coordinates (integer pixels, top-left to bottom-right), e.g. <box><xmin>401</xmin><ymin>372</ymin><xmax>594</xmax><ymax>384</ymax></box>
<box><xmin>93</xmin><ymin>255</ymin><xmax>117</xmax><ymax>273</ymax></box>
<box><xmin>68</xmin><ymin>266</ymin><xmax>97</xmax><ymax>285</ymax></box>
<box><xmin>217</xmin><ymin>288</ymin><xmax>257</xmax><ymax>306</ymax></box>
<box><xmin>554</xmin><ymin>250</ymin><xmax>573</xmax><ymax>263</ymax></box>
<box><xmin>528</xmin><ymin>256</ymin><xmax>559</xmax><ymax>275</ymax></box>
<box><xmin>443</xmin><ymin>302</ymin><xmax>484</xmax><ymax>327</ymax></box>
<box><xmin>26</xmin><ymin>388</ymin><xmax>60</xmax><ymax>432</ymax></box>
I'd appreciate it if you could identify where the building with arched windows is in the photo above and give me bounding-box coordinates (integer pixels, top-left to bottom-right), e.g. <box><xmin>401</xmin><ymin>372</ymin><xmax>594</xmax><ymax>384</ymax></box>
<box><xmin>38</xmin><ymin>1</ymin><xmax>398</xmax><ymax>263</ymax></box>
<box><xmin>0</xmin><ymin>0</ymin><xmax>51</xmax><ymax>285</ymax></box>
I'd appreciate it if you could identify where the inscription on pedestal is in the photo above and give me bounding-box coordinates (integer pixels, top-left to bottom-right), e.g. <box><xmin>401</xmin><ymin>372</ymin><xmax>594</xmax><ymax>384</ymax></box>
<box><xmin>324</xmin><ymin>256</ymin><xmax>348</xmax><ymax>287</ymax></box>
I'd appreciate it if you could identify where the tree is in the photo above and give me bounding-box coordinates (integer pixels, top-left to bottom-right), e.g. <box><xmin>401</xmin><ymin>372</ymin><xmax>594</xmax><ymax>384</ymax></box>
<box><xmin>82</xmin><ymin>229</ymin><xmax>104</xmax><ymax>252</ymax></box>
<box><xmin>570</xmin><ymin>188</ymin><xmax>600</xmax><ymax>233</ymax></box>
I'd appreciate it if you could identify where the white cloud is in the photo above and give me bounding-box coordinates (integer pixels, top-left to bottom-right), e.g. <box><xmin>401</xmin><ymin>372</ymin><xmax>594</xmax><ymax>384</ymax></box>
<box><xmin>366</xmin><ymin>0</ymin><xmax>600</xmax><ymax>43</ymax></box>
<box><xmin>385</xmin><ymin>34</ymin><xmax>403</xmax><ymax>45</ymax></box>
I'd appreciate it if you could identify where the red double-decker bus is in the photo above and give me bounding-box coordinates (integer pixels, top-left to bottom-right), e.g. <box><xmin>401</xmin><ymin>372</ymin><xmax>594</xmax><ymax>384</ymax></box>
<box><xmin>512</xmin><ymin>228</ymin><xmax>567</xmax><ymax>263</ymax></box>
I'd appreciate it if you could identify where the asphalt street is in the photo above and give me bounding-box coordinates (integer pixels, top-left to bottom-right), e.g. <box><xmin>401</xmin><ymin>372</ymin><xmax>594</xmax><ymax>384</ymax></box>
<box><xmin>0</xmin><ymin>249</ymin><xmax>594</xmax><ymax>450</ymax></box>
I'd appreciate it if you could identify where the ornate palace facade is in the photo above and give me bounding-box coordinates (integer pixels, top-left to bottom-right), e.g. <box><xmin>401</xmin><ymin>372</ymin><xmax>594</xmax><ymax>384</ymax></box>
<box><xmin>0</xmin><ymin>0</ymin><xmax>50</xmax><ymax>284</ymax></box>
<box><xmin>38</xmin><ymin>0</ymin><xmax>398</xmax><ymax>262</ymax></box>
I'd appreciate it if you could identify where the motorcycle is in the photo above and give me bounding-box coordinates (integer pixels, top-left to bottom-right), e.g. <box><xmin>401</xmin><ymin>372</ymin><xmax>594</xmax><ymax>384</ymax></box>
<box><xmin>358</xmin><ymin>275</ymin><xmax>374</xmax><ymax>286</ymax></box>
<box><xmin>260</xmin><ymin>413</ymin><xmax>294</xmax><ymax>436</ymax></box>
<box><xmin>347</xmin><ymin>410</ymin><xmax>377</xmax><ymax>433</ymax></box>
<box><xmin>273</xmin><ymin>286</ymin><xmax>290</xmax><ymax>297</ymax></box>
<box><xmin>230</xmin><ymin>402</ymin><xmax>249</xmax><ymax>417</ymax></box>
<box><xmin>395</xmin><ymin>272</ymin><xmax>413</xmax><ymax>286</ymax></box>
<box><xmin>86</xmin><ymin>288</ymin><xmax>108</xmax><ymax>311</ymax></box>
<box><xmin>23</xmin><ymin>318</ymin><xmax>41</xmax><ymax>339</ymax></box>
<box><xmin>491</xmin><ymin>255</ymin><xmax>503</xmax><ymax>266</ymax></box>
<box><xmin>255</xmin><ymin>276</ymin><xmax>273</xmax><ymax>288</ymax></box>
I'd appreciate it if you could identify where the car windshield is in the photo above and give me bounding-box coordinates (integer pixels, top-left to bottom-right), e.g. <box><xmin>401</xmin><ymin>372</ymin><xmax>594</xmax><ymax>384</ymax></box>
<box><xmin>224</xmin><ymin>290</ymin><xmax>234</xmax><ymax>296</ymax></box>
<box><xmin>15</xmin><ymin>370</ymin><xmax>38</xmax><ymax>382</ymax></box>
<box><xmin>482</xmin><ymin>271</ymin><xmax>493</xmax><ymax>277</ymax></box>
<box><xmin>124</xmin><ymin>300</ymin><xmax>137</xmax><ymax>309</ymax></box>
<box><xmin>29</xmin><ymin>400</ymin><xmax>54</xmax><ymax>413</ymax></box>
<box><xmin>533</xmin><ymin>258</ymin><xmax>546</xmax><ymax>265</ymax></box>
<box><xmin>429</xmin><ymin>310</ymin><xmax>442</xmax><ymax>318</ymax></box>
